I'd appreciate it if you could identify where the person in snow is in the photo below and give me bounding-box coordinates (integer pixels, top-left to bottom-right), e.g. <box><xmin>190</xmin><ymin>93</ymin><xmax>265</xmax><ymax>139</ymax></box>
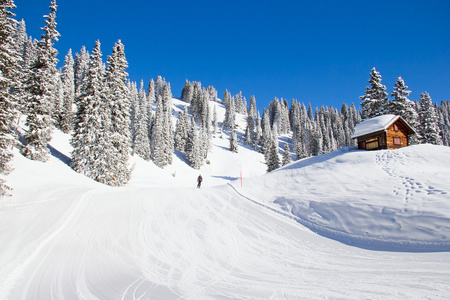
<box><xmin>197</xmin><ymin>174</ymin><xmax>203</xmax><ymax>188</ymax></box>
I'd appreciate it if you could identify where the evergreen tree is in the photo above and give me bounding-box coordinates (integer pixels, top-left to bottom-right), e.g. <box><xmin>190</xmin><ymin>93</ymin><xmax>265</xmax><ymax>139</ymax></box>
<box><xmin>53</xmin><ymin>73</ymin><xmax>64</xmax><ymax>126</ymax></box>
<box><xmin>162</xmin><ymin>84</ymin><xmax>174</xmax><ymax>165</ymax></box>
<box><xmin>200</xmin><ymin>125</ymin><xmax>210</xmax><ymax>158</ymax></box>
<box><xmin>248</xmin><ymin>95</ymin><xmax>257</xmax><ymax>118</ymax></box>
<box><xmin>105</xmin><ymin>40</ymin><xmax>131</xmax><ymax>185</ymax></box>
<box><xmin>146</xmin><ymin>78</ymin><xmax>155</xmax><ymax>105</ymax></box>
<box><xmin>174</xmin><ymin>105</ymin><xmax>189</xmax><ymax>152</ymax></box>
<box><xmin>389</xmin><ymin>76</ymin><xmax>419</xmax><ymax>144</ymax></box>
<box><xmin>0</xmin><ymin>0</ymin><xmax>19</xmax><ymax>196</ymax></box>
<box><xmin>181</xmin><ymin>79</ymin><xmax>194</xmax><ymax>102</ymax></box>
<box><xmin>360</xmin><ymin>67</ymin><xmax>389</xmax><ymax>119</ymax></box>
<box><xmin>154</xmin><ymin>75</ymin><xmax>165</xmax><ymax>100</ymax></box>
<box><xmin>150</xmin><ymin>95</ymin><xmax>165</xmax><ymax>167</ymax></box>
<box><xmin>22</xmin><ymin>0</ymin><xmax>60</xmax><ymax>161</ymax></box>
<box><xmin>266</xmin><ymin>138</ymin><xmax>280</xmax><ymax>172</ymax></box>
<box><xmin>59</xmin><ymin>49</ymin><xmax>74</xmax><ymax>133</ymax></box>
<box><xmin>310</xmin><ymin>122</ymin><xmax>323</xmax><ymax>156</ymax></box>
<box><xmin>128</xmin><ymin>81</ymin><xmax>138</xmax><ymax>142</ymax></box>
<box><xmin>261</xmin><ymin>109</ymin><xmax>272</xmax><ymax>158</ymax></box>
<box><xmin>132</xmin><ymin>80</ymin><xmax>151</xmax><ymax>160</ymax></box>
<box><xmin>212</xmin><ymin>104</ymin><xmax>218</xmax><ymax>134</ymax></box>
<box><xmin>223</xmin><ymin>89</ymin><xmax>235</xmax><ymax>130</ymax></box>
<box><xmin>185</xmin><ymin>119</ymin><xmax>203</xmax><ymax>169</ymax></box>
<box><xmin>244</xmin><ymin>109</ymin><xmax>255</xmax><ymax>146</ymax></box>
<box><xmin>74</xmin><ymin>45</ymin><xmax>89</xmax><ymax>97</ymax></box>
<box><xmin>254</xmin><ymin>112</ymin><xmax>262</xmax><ymax>151</ymax></box>
<box><xmin>282</xmin><ymin>143</ymin><xmax>291</xmax><ymax>166</ymax></box>
<box><xmin>437</xmin><ymin>101</ymin><xmax>450</xmax><ymax>146</ymax></box>
<box><xmin>417</xmin><ymin>92</ymin><xmax>442</xmax><ymax>145</ymax></box>
<box><xmin>229</xmin><ymin>129</ymin><xmax>238</xmax><ymax>153</ymax></box>
<box><xmin>71</xmin><ymin>40</ymin><xmax>111</xmax><ymax>183</ymax></box>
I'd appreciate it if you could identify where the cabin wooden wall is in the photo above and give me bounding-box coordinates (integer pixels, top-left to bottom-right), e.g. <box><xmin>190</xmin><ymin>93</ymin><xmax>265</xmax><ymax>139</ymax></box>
<box><xmin>357</xmin><ymin>132</ymin><xmax>387</xmax><ymax>150</ymax></box>
<box><xmin>386</xmin><ymin>121</ymin><xmax>409</xmax><ymax>149</ymax></box>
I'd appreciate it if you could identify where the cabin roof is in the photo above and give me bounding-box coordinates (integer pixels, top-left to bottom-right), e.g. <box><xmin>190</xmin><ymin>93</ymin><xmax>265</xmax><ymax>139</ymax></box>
<box><xmin>351</xmin><ymin>114</ymin><xmax>415</xmax><ymax>139</ymax></box>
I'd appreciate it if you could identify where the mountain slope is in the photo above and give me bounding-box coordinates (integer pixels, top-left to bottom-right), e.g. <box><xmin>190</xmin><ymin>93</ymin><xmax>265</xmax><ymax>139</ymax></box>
<box><xmin>1</xmin><ymin>98</ymin><xmax>450</xmax><ymax>299</ymax></box>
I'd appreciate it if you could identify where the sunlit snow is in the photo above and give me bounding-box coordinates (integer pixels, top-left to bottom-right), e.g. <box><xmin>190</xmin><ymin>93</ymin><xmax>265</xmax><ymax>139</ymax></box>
<box><xmin>0</xmin><ymin>98</ymin><xmax>449</xmax><ymax>299</ymax></box>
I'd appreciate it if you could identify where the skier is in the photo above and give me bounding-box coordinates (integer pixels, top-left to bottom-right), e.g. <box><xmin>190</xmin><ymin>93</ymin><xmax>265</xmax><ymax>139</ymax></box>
<box><xmin>197</xmin><ymin>174</ymin><xmax>203</xmax><ymax>188</ymax></box>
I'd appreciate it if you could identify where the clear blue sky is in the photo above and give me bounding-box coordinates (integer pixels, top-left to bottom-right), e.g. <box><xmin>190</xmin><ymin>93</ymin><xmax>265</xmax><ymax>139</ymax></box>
<box><xmin>14</xmin><ymin>0</ymin><xmax>450</xmax><ymax>111</ymax></box>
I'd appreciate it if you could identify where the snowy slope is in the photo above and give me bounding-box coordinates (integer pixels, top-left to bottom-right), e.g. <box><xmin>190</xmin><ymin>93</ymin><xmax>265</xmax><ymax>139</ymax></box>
<box><xmin>234</xmin><ymin>144</ymin><xmax>450</xmax><ymax>252</ymax></box>
<box><xmin>1</xmin><ymin>98</ymin><xmax>450</xmax><ymax>299</ymax></box>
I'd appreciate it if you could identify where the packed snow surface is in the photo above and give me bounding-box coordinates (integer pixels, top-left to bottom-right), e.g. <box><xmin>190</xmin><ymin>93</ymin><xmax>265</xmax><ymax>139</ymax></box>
<box><xmin>1</xmin><ymin>99</ymin><xmax>450</xmax><ymax>299</ymax></box>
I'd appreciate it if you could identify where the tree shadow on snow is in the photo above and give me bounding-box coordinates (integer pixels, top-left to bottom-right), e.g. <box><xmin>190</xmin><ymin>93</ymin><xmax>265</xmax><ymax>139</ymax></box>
<box><xmin>48</xmin><ymin>144</ymin><xmax>71</xmax><ymax>166</ymax></box>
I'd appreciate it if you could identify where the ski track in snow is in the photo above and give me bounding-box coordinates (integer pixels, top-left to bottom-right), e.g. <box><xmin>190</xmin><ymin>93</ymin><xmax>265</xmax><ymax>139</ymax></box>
<box><xmin>2</xmin><ymin>184</ymin><xmax>450</xmax><ymax>299</ymax></box>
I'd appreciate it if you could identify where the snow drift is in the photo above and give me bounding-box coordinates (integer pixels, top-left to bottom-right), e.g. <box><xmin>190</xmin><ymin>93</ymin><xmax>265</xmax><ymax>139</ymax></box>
<box><xmin>235</xmin><ymin>144</ymin><xmax>450</xmax><ymax>252</ymax></box>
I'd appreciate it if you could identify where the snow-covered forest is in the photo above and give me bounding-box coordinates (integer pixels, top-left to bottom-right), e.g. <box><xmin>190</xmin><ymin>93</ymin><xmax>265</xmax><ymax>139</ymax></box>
<box><xmin>1</xmin><ymin>1</ymin><xmax>450</xmax><ymax>298</ymax></box>
<box><xmin>1</xmin><ymin>0</ymin><xmax>450</xmax><ymax>195</ymax></box>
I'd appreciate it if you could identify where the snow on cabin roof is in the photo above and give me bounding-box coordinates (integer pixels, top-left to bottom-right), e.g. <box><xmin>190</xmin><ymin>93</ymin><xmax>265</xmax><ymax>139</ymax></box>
<box><xmin>351</xmin><ymin>114</ymin><xmax>399</xmax><ymax>139</ymax></box>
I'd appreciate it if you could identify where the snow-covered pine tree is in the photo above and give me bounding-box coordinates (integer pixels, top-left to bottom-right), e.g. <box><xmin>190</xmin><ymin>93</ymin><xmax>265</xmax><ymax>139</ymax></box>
<box><xmin>11</xmin><ymin>18</ymin><xmax>26</xmax><ymax>69</ymax></box>
<box><xmin>132</xmin><ymin>80</ymin><xmax>151</xmax><ymax>160</ymax></box>
<box><xmin>340</xmin><ymin>103</ymin><xmax>353</xmax><ymax>146</ymax></box>
<box><xmin>162</xmin><ymin>83</ymin><xmax>174</xmax><ymax>165</ymax></box>
<box><xmin>437</xmin><ymin>101</ymin><xmax>450</xmax><ymax>146</ymax></box>
<box><xmin>389</xmin><ymin>76</ymin><xmax>419</xmax><ymax>144</ymax></box>
<box><xmin>200</xmin><ymin>88</ymin><xmax>211</xmax><ymax>131</ymax></box>
<box><xmin>154</xmin><ymin>75</ymin><xmax>165</xmax><ymax>100</ymax></box>
<box><xmin>310</xmin><ymin>122</ymin><xmax>323</xmax><ymax>156</ymax></box>
<box><xmin>207</xmin><ymin>86</ymin><xmax>217</xmax><ymax>102</ymax></box>
<box><xmin>360</xmin><ymin>67</ymin><xmax>389</xmax><ymax>119</ymax></box>
<box><xmin>280</xmin><ymin>99</ymin><xmax>290</xmax><ymax>134</ymax></box>
<box><xmin>21</xmin><ymin>0</ymin><xmax>60</xmax><ymax>161</ymax></box>
<box><xmin>261</xmin><ymin>109</ymin><xmax>272</xmax><ymax>158</ymax></box>
<box><xmin>185</xmin><ymin>119</ymin><xmax>203</xmax><ymax>169</ymax></box>
<box><xmin>254</xmin><ymin>112</ymin><xmax>262</xmax><ymax>151</ymax></box>
<box><xmin>74</xmin><ymin>45</ymin><xmax>89</xmax><ymax>97</ymax></box>
<box><xmin>146</xmin><ymin>78</ymin><xmax>155</xmax><ymax>105</ymax></box>
<box><xmin>59</xmin><ymin>49</ymin><xmax>74</xmax><ymax>133</ymax></box>
<box><xmin>223</xmin><ymin>89</ymin><xmax>235</xmax><ymax>131</ymax></box>
<box><xmin>181</xmin><ymin>79</ymin><xmax>193</xmax><ymax>102</ymax></box>
<box><xmin>417</xmin><ymin>92</ymin><xmax>442</xmax><ymax>145</ymax></box>
<box><xmin>235</xmin><ymin>91</ymin><xmax>247</xmax><ymax>114</ymax></box>
<box><xmin>200</xmin><ymin>125</ymin><xmax>210</xmax><ymax>158</ymax></box>
<box><xmin>174</xmin><ymin>105</ymin><xmax>189</xmax><ymax>152</ymax></box>
<box><xmin>9</xmin><ymin>18</ymin><xmax>25</xmax><ymax>102</ymax></box>
<box><xmin>244</xmin><ymin>108</ymin><xmax>255</xmax><ymax>146</ymax></box>
<box><xmin>71</xmin><ymin>40</ymin><xmax>112</xmax><ymax>183</ymax></box>
<box><xmin>53</xmin><ymin>74</ymin><xmax>64</xmax><ymax>126</ymax></box>
<box><xmin>105</xmin><ymin>40</ymin><xmax>131</xmax><ymax>185</ymax></box>
<box><xmin>282</xmin><ymin>143</ymin><xmax>291</xmax><ymax>166</ymax></box>
<box><xmin>248</xmin><ymin>95</ymin><xmax>257</xmax><ymax>119</ymax></box>
<box><xmin>128</xmin><ymin>81</ymin><xmax>138</xmax><ymax>142</ymax></box>
<box><xmin>150</xmin><ymin>95</ymin><xmax>165</xmax><ymax>167</ymax></box>
<box><xmin>268</xmin><ymin>98</ymin><xmax>281</xmax><ymax>133</ymax></box>
<box><xmin>0</xmin><ymin>0</ymin><xmax>20</xmax><ymax>197</ymax></box>
<box><xmin>229</xmin><ymin>129</ymin><xmax>238</xmax><ymax>153</ymax></box>
<box><xmin>212</xmin><ymin>104</ymin><xmax>218</xmax><ymax>134</ymax></box>
<box><xmin>266</xmin><ymin>138</ymin><xmax>280</xmax><ymax>172</ymax></box>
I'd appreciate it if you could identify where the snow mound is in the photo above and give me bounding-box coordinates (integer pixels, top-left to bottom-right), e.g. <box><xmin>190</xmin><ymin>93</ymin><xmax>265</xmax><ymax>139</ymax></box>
<box><xmin>234</xmin><ymin>145</ymin><xmax>450</xmax><ymax>252</ymax></box>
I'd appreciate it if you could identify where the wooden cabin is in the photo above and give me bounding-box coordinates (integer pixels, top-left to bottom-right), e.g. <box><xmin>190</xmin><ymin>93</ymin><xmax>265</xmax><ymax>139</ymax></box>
<box><xmin>352</xmin><ymin>115</ymin><xmax>415</xmax><ymax>150</ymax></box>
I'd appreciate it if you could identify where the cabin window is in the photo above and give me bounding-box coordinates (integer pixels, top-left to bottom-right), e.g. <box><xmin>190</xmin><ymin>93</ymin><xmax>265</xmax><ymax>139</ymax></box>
<box><xmin>393</xmin><ymin>124</ymin><xmax>399</xmax><ymax>132</ymax></box>
<box><xmin>366</xmin><ymin>138</ymin><xmax>379</xmax><ymax>150</ymax></box>
<box><xmin>393</xmin><ymin>137</ymin><xmax>401</xmax><ymax>145</ymax></box>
